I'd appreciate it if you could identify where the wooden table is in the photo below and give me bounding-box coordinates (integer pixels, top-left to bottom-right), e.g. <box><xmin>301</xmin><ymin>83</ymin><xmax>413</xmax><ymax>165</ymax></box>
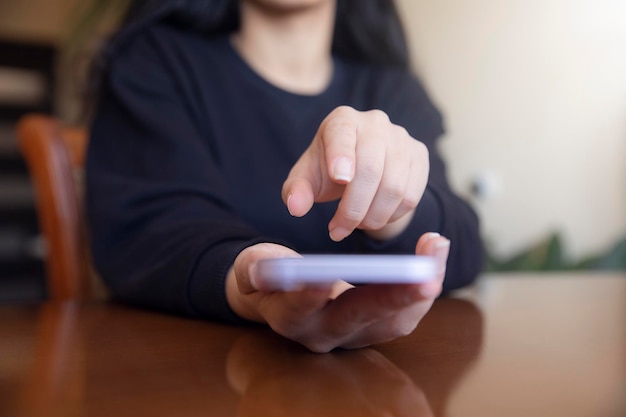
<box><xmin>1</xmin><ymin>273</ymin><xmax>625</xmax><ymax>417</ymax></box>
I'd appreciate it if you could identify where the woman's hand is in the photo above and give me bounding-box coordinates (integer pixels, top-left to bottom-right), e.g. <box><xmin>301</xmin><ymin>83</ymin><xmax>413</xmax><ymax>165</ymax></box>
<box><xmin>225</xmin><ymin>232</ymin><xmax>450</xmax><ymax>353</ymax></box>
<box><xmin>282</xmin><ymin>105</ymin><xmax>430</xmax><ymax>242</ymax></box>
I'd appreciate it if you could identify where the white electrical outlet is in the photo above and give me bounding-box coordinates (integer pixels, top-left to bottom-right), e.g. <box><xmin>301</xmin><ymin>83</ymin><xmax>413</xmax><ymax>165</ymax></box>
<box><xmin>470</xmin><ymin>171</ymin><xmax>502</xmax><ymax>200</ymax></box>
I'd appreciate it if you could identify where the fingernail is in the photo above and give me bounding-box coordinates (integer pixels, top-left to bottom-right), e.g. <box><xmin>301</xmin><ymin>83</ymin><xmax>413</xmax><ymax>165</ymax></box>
<box><xmin>426</xmin><ymin>232</ymin><xmax>440</xmax><ymax>241</ymax></box>
<box><xmin>333</xmin><ymin>157</ymin><xmax>353</xmax><ymax>183</ymax></box>
<box><xmin>434</xmin><ymin>239</ymin><xmax>450</xmax><ymax>267</ymax></box>
<box><xmin>329</xmin><ymin>227</ymin><xmax>350</xmax><ymax>242</ymax></box>
<box><xmin>248</xmin><ymin>263</ymin><xmax>259</xmax><ymax>290</ymax></box>
<box><xmin>435</xmin><ymin>239</ymin><xmax>450</xmax><ymax>249</ymax></box>
<box><xmin>287</xmin><ymin>194</ymin><xmax>295</xmax><ymax>216</ymax></box>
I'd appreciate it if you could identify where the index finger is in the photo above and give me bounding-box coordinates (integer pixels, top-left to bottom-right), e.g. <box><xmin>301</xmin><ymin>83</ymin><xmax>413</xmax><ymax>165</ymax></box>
<box><xmin>320</xmin><ymin>106</ymin><xmax>359</xmax><ymax>184</ymax></box>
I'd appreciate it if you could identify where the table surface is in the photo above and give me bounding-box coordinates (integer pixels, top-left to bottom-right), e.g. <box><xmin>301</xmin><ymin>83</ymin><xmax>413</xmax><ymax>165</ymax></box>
<box><xmin>1</xmin><ymin>273</ymin><xmax>625</xmax><ymax>417</ymax></box>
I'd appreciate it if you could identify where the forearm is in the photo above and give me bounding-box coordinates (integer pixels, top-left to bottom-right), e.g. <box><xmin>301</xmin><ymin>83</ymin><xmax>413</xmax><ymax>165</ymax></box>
<box><xmin>91</xmin><ymin>221</ymin><xmax>258</xmax><ymax>321</ymax></box>
<box><xmin>87</xmin><ymin>178</ymin><xmax>273</xmax><ymax>322</ymax></box>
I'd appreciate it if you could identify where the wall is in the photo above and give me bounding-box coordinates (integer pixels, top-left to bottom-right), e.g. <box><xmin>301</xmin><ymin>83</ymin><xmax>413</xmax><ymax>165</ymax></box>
<box><xmin>397</xmin><ymin>0</ymin><xmax>626</xmax><ymax>260</ymax></box>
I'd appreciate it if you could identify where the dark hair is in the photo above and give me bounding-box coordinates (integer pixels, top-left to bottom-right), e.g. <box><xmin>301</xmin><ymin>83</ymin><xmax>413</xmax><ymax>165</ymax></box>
<box><xmin>84</xmin><ymin>0</ymin><xmax>409</xmax><ymax>119</ymax></box>
<box><xmin>333</xmin><ymin>0</ymin><xmax>409</xmax><ymax>68</ymax></box>
<box><xmin>111</xmin><ymin>0</ymin><xmax>409</xmax><ymax>67</ymax></box>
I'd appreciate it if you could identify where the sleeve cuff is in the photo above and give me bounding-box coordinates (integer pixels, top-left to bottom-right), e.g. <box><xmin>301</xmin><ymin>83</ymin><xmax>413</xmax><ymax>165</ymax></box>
<box><xmin>186</xmin><ymin>238</ymin><xmax>266</xmax><ymax>324</ymax></box>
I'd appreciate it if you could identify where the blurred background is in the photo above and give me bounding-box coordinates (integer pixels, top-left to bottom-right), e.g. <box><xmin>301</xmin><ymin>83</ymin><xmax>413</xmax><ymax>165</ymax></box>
<box><xmin>0</xmin><ymin>0</ymin><xmax>624</xmax><ymax>302</ymax></box>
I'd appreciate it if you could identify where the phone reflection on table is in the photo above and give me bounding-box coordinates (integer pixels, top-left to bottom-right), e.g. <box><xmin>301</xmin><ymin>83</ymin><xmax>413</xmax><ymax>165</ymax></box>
<box><xmin>226</xmin><ymin>298</ymin><xmax>483</xmax><ymax>417</ymax></box>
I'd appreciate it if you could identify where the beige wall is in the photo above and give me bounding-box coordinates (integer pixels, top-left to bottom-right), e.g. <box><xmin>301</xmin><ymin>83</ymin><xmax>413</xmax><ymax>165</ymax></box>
<box><xmin>397</xmin><ymin>0</ymin><xmax>626</xmax><ymax>259</ymax></box>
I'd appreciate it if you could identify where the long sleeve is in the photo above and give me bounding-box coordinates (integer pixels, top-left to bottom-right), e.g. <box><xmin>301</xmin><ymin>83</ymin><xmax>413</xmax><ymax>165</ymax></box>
<box><xmin>86</xmin><ymin>31</ymin><xmax>272</xmax><ymax>323</ymax></box>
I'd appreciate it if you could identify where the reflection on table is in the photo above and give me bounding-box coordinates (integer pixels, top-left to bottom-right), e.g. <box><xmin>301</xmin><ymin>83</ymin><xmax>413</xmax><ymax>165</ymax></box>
<box><xmin>1</xmin><ymin>273</ymin><xmax>624</xmax><ymax>417</ymax></box>
<box><xmin>226</xmin><ymin>298</ymin><xmax>482</xmax><ymax>417</ymax></box>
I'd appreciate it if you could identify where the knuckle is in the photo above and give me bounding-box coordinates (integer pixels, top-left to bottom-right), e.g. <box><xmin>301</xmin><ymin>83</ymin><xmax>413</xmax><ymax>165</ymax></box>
<box><xmin>381</xmin><ymin>182</ymin><xmax>405</xmax><ymax>202</ymax></box>
<box><xmin>358</xmin><ymin>160</ymin><xmax>381</xmax><ymax>184</ymax></box>
<box><xmin>333</xmin><ymin>105</ymin><xmax>356</xmax><ymax>117</ymax></box>
<box><xmin>343</xmin><ymin>206</ymin><xmax>367</xmax><ymax>224</ymax></box>
<box><xmin>324</xmin><ymin>118</ymin><xmax>354</xmax><ymax>139</ymax></box>
<box><xmin>324</xmin><ymin>106</ymin><xmax>357</xmax><ymax>129</ymax></box>
<box><xmin>394</xmin><ymin>124</ymin><xmax>410</xmax><ymax>138</ymax></box>
<box><xmin>400</xmin><ymin>192</ymin><xmax>420</xmax><ymax>211</ymax></box>
<box><xmin>361</xmin><ymin>215</ymin><xmax>387</xmax><ymax>230</ymax></box>
<box><xmin>367</xmin><ymin>109</ymin><xmax>390</xmax><ymax>124</ymax></box>
<box><xmin>413</xmin><ymin>140</ymin><xmax>429</xmax><ymax>159</ymax></box>
<box><xmin>359</xmin><ymin>218</ymin><xmax>386</xmax><ymax>230</ymax></box>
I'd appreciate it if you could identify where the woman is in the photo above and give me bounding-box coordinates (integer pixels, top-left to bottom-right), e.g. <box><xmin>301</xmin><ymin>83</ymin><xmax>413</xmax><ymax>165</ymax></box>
<box><xmin>87</xmin><ymin>0</ymin><xmax>483</xmax><ymax>352</ymax></box>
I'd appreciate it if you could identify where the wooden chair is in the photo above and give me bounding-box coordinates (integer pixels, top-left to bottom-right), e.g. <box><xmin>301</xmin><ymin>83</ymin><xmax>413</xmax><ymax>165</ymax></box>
<box><xmin>16</xmin><ymin>114</ymin><xmax>92</xmax><ymax>300</ymax></box>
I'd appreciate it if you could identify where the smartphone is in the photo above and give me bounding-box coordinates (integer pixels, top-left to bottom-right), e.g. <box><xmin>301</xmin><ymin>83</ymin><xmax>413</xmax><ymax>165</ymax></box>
<box><xmin>255</xmin><ymin>254</ymin><xmax>437</xmax><ymax>291</ymax></box>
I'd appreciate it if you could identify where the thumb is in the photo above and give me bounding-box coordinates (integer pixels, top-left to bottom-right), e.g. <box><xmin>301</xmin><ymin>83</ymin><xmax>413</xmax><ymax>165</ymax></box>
<box><xmin>415</xmin><ymin>232</ymin><xmax>450</xmax><ymax>299</ymax></box>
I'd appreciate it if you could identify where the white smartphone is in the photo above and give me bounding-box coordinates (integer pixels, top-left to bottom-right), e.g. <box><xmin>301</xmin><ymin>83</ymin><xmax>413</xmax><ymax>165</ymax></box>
<box><xmin>255</xmin><ymin>254</ymin><xmax>437</xmax><ymax>291</ymax></box>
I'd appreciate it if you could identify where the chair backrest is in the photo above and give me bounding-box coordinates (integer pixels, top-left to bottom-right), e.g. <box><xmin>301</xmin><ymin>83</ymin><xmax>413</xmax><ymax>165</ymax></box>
<box><xmin>16</xmin><ymin>114</ymin><xmax>91</xmax><ymax>301</ymax></box>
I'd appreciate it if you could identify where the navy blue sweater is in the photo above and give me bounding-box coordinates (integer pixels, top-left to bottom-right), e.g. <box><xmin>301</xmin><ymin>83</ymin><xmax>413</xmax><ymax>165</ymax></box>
<box><xmin>87</xmin><ymin>23</ymin><xmax>483</xmax><ymax>323</ymax></box>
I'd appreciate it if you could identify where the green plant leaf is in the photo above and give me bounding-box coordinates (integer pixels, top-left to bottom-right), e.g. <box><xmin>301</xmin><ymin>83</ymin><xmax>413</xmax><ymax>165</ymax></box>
<box><xmin>486</xmin><ymin>232</ymin><xmax>626</xmax><ymax>272</ymax></box>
